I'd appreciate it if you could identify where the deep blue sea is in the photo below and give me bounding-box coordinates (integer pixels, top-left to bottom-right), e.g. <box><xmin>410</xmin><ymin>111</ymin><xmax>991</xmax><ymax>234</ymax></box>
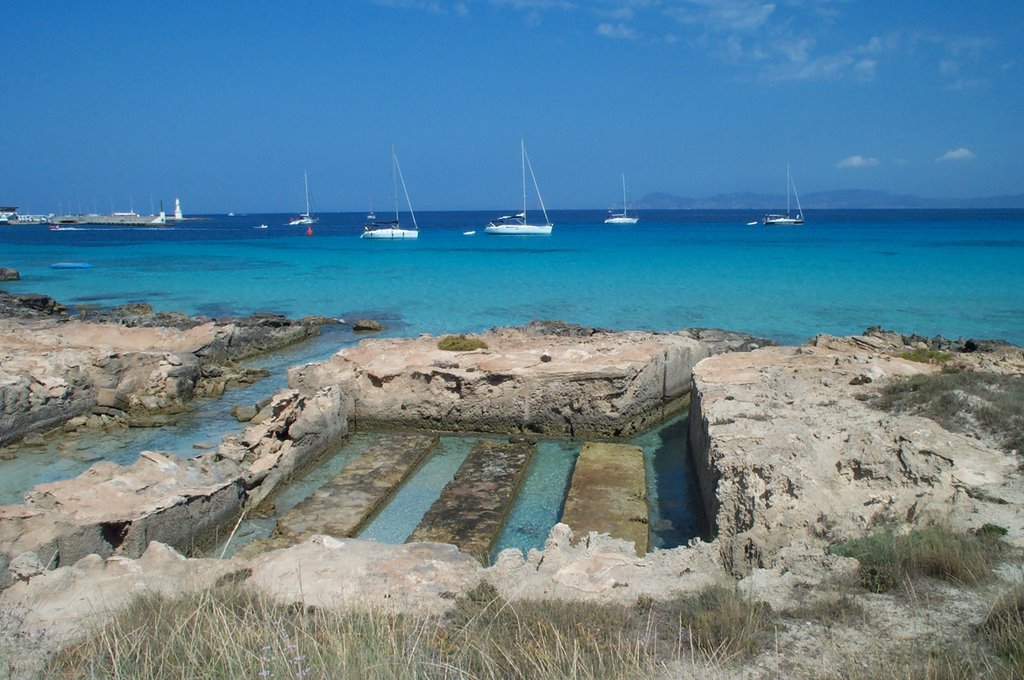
<box><xmin>2</xmin><ymin>209</ymin><xmax>1022</xmax><ymax>557</ymax></box>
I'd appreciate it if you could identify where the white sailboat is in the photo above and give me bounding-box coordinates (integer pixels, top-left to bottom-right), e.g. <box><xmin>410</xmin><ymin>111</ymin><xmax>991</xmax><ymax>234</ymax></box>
<box><xmin>762</xmin><ymin>163</ymin><xmax>804</xmax><ymax>226</ymax></box>
<box><xmin>485</xmin><ymin>139</ymin><xmax>553</xmax><ymax>236</ymax></box>
<box><xmin>288</xmin><ymin>171</ymin><xmax>317</xmax><ymax>226</ymax></box>
<box><xmin>604</xmin><ymin>174</ymin><xmax>639</xmax><ymax>224</ymax></box>
<box><xmin>361</xmin><ymin>146</ymin><xmax>419</xmax><ymax>240</ymax></box>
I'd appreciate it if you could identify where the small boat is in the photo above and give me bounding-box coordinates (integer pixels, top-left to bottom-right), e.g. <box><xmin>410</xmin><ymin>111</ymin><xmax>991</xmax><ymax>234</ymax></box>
<box><xmin>255</xmin><ymin>223</ymin><xmax>268</xmax><ymax>229</ymax></box>
<box><xmin>485</xmin><ymin>139</ymin><xmax>553</xmax><ymax>235</ymax></box>
<box><xmin>746</xmin><ymin>221</ymin><xmax>758</xmax><ymax>226</ymax></box>
<box><xmin>463</xmin><ymin>230</ymin><xmax>476</xmax><ymax>236</ymax></box>
<box><xmin>362</xmin><ymin>146</ymin><xmax>419</xmax><ymax>240</ymax></box>
<box><xmin>50</xmin><ymin>262</ymin><xmax>93</xmax><ymax>269</ymax></box>
<box><xmin>762</xmin><ymin>164</ymin><xmax>804</xmax><ymax>226</ymax></box>
<box><xmin>604</xmin><ymin>174</ymin><xmax>639</xmax><ymax>224</ymax></box>
<box><xmin>288</xmin><ymin>171</ymin><xmax>318</xmax><ymax>226</ymax></box>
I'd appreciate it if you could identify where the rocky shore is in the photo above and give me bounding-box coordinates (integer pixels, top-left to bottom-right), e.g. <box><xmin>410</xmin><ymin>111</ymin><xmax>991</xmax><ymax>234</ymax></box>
<box><xmin>0</xmin><ymin>291</ymin><xmax>330</xmax><ymax>447</ymax></box>
<box><xmin>1</xmin><ymin>316</ymin><xmax>1022</xmax><ymax>677</ymax></box>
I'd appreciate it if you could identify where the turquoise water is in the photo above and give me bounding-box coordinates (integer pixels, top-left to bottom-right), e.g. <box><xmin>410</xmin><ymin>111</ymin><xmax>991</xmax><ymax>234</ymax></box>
<box><xmin>3</xmin><ymin>209</ymin><xmax>1023</xmax><ymax>344</ymax></box>
<box><xmin>3</xmin><ymin>209</ymin><xmax>1022</xmax><ymax>555</ymax></box>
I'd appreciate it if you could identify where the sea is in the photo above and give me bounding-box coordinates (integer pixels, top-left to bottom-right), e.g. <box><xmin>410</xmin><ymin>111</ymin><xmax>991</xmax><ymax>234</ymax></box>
<box><xmin>2</xmin><ymin>209</ymin><xmax>1022</xmax><ymax>558</ymax></box>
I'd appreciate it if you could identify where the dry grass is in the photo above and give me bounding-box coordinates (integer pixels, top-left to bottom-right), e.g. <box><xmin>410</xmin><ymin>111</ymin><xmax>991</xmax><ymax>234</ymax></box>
<box><xmin>45</xmin><ymin>580</ymin><xmax>776</xmax><ymax>679</ymax></box>
<box><xmin>876</xmin><ymin>370</ymin><xmax>1024</xmax><ymax>455</ymax></box>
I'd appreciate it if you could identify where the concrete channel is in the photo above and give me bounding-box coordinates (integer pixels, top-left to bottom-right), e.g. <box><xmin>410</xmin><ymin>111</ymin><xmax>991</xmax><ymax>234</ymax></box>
<box><xmin>258</xmin><ymin>433</ymin><xmax>439</xmax><ymax>550</ymax></box>
<box><xmin>409</xmin><ymin>440</ymin><xmax>535</xmax><ymax>563</ymax></box>
<box><xmin>560</xmin><ymin>442</ymin><xmax>649</xmax><ymax>555</ymax></box>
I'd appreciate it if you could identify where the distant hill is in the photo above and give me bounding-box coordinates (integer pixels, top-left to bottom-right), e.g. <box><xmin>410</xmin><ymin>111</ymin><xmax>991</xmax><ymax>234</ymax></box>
<box><xmin>635</xmin><ymin>190</ymin><xmax>1024</xmax><ymax>210</ymax></box>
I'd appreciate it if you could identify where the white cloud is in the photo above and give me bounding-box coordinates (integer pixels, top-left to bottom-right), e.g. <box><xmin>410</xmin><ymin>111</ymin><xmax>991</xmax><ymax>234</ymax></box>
<box><xmin>667</xmin><ymin>0</ymin><xmax>776</xmax><ymax>33</ymax></box>
<box><xmin>596</xmin><ymin>22</ymin><xmax>638</xmax><ymax>39</ymax></box>
<box><xmin>853</xmin><ymin>58</ymin><xmax>877</xmax><ymax>80</ymax></box>
<box><xmin>837</xmin><ymin>155</ymin><xmax>879</xmax><ymax>169</ymax></box>
<box><xmin>936</xmin><ymin>148</ymin><xmax>975</xmax><ymax>162</ymax></box>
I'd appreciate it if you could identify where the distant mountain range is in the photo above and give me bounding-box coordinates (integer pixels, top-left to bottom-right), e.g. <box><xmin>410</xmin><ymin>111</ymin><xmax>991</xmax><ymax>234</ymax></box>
<box><xmin>635</xmin><ymin>190</ymin><xmax>1024</xmax><ymax>210</ymax></box>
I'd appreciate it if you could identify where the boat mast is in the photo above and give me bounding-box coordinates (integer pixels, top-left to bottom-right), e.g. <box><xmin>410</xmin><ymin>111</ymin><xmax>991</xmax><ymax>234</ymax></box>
<box><xmin>391</xmin><ymin>145</ymin><xmax>400</xmax><ymax>224</ymax></box>
<box><xmin>303</xmin><ymin>170</ymin><xmax>311</xmax><ymax>217</ymax></box>
<box><xmin>622</xmin><ymin>173</ymin><xmax>628</xmax><ymax>217</ymax></box>
<box><xmin>523</xmin><ymin>142</ymin><xmax>550</xmax><ymax>226</ymax></box>
<box><xmin>393</xmin><ymin>147</ymin><xmax>418</xmax><ymax>231</ymax></box>
<box><xmin>520</xmin><ymin>138</ymin><xmax>527</xmax><ymax>221</ymax></box>
<box><xmin>786</xmin><ymin>163</ymin><xmax>791</xmax><ymax>217</ymax></box>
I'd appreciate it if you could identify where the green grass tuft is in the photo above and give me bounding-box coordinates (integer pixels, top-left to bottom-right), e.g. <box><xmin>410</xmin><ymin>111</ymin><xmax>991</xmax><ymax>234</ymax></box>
<box><xmin>899</xmin><ymin>348</ymin><xmax>954</xmax><ymax>363</ymax></box>
<box><xmin>437</xmin><ymin>334</ymin><xmax>488</xmax><ymax>351</ymax></box>
<box><xmin>831</xmin><ymin>526</ymin><xmax>1006</xmax><ymax>593</ymax></box>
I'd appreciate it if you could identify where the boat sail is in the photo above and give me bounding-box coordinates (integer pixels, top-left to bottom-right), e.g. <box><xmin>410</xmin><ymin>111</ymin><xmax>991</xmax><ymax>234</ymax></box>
<box><xmin>485</xmin><ymin>139</ymin><xmax>553</xmax><ymax>236</ymax></box>
<box><xmin>361</xmin><ymin>146</ymin><xmax>418</xmax><ymax>240</ymax></box>
<box><xmin>604</xmin><ymin>174</ymin><xmax>639</xmax><ymax>224</ymax></box>
<box><xmin>288</xmin><ymin>171</ymin><xmax>317</xmax><ymax>226</ymax></box>
<box><xmin>762</xmin><ymin>164</ymin><xmax>804</xmax><ymax>225</ymax></box>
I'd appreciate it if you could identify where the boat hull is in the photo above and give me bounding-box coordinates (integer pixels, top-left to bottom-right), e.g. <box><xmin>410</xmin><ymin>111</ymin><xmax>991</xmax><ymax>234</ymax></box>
<box><xmin>604</xmin><ymin>216</ymin><xmax>638</xmax><ymax>224</ymax></box>
<box><xmin>762</xmin><ymin>215</ymin><xmax>804</xmax><ymax>226</ymax></box>
<box><xmin>361</xmin><ymin>228</ymin><xmax>418</xmax><ymax>239</ymax></box>
<box><xmin>484</xmin><ymin>223</ymin><xmax>553</xmax><ymax>235</ymax></box>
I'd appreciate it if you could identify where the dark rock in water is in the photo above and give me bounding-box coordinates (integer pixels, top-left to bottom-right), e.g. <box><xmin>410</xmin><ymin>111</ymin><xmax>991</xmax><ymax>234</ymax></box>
<box><xmin>0</xmin><ymin>291</ymin><xmax>66</xmax><ymax>318</ymax></box>
<box><xmin>679</xmin><ymin>328</ymin><xmax>776</xmax><ymax>353</ymax></box>
<box><xmin>0</xmin><ymin>267</ymin><xmax>19</xmax><ymax>281</ymax></box>
<box><xmin>352</xmin><ymin>319</ymin><xmax>383</xmax><ymax>331</ymax></box>
<box><xmin>516</xmin><ymin>319</ymin><xmax>609</xmax><ymax>337</ymax></box>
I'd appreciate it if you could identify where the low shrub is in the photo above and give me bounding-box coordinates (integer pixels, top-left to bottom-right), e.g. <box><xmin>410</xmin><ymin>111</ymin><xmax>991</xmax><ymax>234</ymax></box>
<box><xmin>876</xmin><ymin>371</ymin><xmax>1024</xmax><ymax>455</ymax></box>
<box><xmin>437</xmin><ymin>334</ymin><xmax>488</xmax><ymax>351</ymax></box>
<box><xmin>831</xmin><ymin>526</ymin><xmax>1006</xmax><ymax>593</ymax></box>
<box><xmin>899</xmin><ymin>348</ymin><xmax>954</xmax><ymax>364</ymax></box>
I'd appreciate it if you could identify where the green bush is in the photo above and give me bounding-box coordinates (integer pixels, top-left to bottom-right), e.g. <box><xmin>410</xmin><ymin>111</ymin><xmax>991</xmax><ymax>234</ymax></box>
<box><xmin>437</xmin><ymin>334</ymin><xmax>488</xmax><ymax>351</ymax></box>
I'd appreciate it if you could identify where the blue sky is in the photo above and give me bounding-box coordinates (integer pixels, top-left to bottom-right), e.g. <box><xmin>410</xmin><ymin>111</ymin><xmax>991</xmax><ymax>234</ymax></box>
<box><xmin>2</xmin><ymin>1</ymin><xmax>1021</xmax><ymax>213</ymax></box>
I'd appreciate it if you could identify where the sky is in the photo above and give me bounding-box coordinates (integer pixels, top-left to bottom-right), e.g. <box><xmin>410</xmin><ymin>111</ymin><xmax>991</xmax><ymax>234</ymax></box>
<box><xmin>2</xmin><ymin>1</ymin><xmax>1022</xmax><ymax>213</ymax></box>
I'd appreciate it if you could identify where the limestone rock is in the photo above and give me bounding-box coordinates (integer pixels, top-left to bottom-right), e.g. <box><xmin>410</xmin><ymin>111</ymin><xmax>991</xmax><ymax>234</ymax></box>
<box><xmin>689</xmin><ymin>341</ymin><xmax>1022</xmax><ymax>574</ymax></box>
<box><xmin>289</xmin><ymin>326</ymin><xmax>767</xmax><ymax>438</ymax></box>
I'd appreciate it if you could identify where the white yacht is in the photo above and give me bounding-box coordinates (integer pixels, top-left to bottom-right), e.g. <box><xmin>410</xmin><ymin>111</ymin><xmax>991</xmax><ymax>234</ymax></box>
<box><xmin>362</xmin><ymin>146</ymin><xmax>419</xmax><ymax>240</ymax></box>
<box><xmin>762</xmin><ymin>164</ymin><xmax>804</xmax><ymax>226</ymax></box>
<box><xmin>485</xmin><ymin>139</ymin><xmax>553</xmax><ymax>235</ymax></box>
<box><xmin>288</xmin><ymin>171</ymin><xmax>318</xmax><ymax>226</ymax></box>
<box><xmin>604</xmin><ymin>174</ymin><xmax>639</xmax><ymax>224</ymax></box>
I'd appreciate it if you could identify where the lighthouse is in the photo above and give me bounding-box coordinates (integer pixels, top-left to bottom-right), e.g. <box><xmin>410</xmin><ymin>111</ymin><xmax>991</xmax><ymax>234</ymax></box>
<box><xmin>174</xmin><ymin>198</ymin><xmax>183</xmax><ymax>221</ymax></box>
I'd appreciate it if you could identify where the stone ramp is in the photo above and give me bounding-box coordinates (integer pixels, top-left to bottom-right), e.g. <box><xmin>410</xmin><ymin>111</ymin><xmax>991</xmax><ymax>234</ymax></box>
<box><xmin>409</xmin><ymin>440</ymin><xmax>534</xmax><ymax>563</ymax></box>
<box><xmin>560</xmin><ymin>442</ymin><xmax>648</xmax><ymax>555</ymax></box>
<box><xmin>267</xmin><ymin>433</ymin><xmax>439</xmax><ymax>548</ymax></box>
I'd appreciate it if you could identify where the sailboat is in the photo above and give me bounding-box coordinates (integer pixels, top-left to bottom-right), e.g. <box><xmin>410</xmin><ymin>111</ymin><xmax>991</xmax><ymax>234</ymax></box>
<box><xmin>604</xmin><ymin>174</ymin><xmax>639</xmax><ymax>224</ymax></box>
<box><xmin>762</xmin><ymin>164</ymin><xmax>804</xmax><ymax>225</ymax></box>
<box><xmin>288</xmin><ymin>171</ymin><xmax>317</xmax><ymax>226</ymax></box>
<box><xmin>484</xmin><ymin>139</ymin><xmax>553</xmax><ymax>235</ymax></box>
<box><xmin>361</xmin><ymin>146</ymin><xmax>419</xmax><ymax>240</ymax></box>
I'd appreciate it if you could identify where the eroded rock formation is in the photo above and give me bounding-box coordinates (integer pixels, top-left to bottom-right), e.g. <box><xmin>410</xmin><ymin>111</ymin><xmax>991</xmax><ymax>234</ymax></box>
<box><xmin>290</xmin><ymin>324</ymin><xmax>769</xmax><ymax>438</ymax></box>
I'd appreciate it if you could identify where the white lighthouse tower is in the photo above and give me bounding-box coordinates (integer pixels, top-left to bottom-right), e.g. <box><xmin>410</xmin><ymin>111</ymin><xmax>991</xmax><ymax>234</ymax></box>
<box><xmin>173</xmin><ymin>197</ymin><xmax>183</xmax><ymax>221</ymax></box>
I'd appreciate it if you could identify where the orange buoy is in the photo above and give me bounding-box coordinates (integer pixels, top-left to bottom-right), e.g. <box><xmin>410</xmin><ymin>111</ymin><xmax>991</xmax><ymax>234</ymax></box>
<box><xmin>306</xmin><ymin>226</ymin><xmax>314</xmax><ymax>236</ymax></box>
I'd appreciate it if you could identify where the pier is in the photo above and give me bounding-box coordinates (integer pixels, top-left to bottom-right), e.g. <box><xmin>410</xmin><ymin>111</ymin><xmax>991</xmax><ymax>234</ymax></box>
<box><xmin>409</xmin><ymin>439</ymin><xmax>534</xmax><ymax>563</ymax></box>
<box><xmin>268</xmin><ymin>433</ymin><xmax>439</xmax><ymax>547</ymax></box>
<box><xmin>560</xmin><ymin>442</ymin><xmax>649</xmax><ymax>555</ymax></box>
